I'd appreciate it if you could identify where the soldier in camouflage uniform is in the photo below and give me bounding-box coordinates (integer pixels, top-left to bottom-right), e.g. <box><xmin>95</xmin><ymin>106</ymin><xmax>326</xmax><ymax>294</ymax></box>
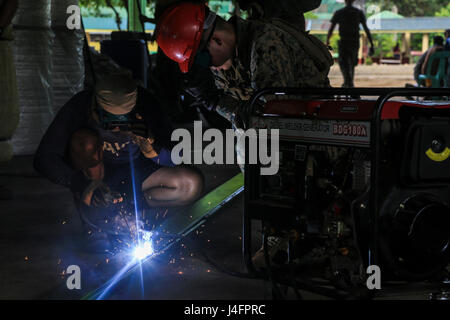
<box><xmin>208</xmin><ymin>15</ymin><xmax>331</xmax><ymax>126</ymax></box>
<box><xmin>156</xmin><ymin>1</ymin><xmax>330</xmax><ymax>267</ymax></box>
<box><xmin>156</xmin><ymin>1</ymin><xmax>330</xmax><ymax>130</ymax></box>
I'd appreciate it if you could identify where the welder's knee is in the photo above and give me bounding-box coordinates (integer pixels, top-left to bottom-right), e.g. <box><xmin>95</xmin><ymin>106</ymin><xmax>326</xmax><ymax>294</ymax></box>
<box><xmin>177</xmin><ymin>166</ymin><xmax>205</xmax><ymax>202</ymax></box>
<box><xmin>70</xmin><ymin>128</ymin><xmax>103</xmax><ymax>170</ymax></box>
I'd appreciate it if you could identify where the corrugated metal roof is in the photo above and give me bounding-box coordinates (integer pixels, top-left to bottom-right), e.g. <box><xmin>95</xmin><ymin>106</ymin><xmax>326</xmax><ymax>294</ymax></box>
<box><xmin>81</xmin><ymin>2</ymin><xmax>233</xmax><ymax>31</ymax></box>
<box><xmin>309</xmin><ymin>17</ymin><xmax>450</xmax><ymax>32</ymax></box>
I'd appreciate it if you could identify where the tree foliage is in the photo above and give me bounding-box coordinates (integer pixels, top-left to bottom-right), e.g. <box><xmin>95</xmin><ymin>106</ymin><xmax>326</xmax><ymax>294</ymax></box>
<box><xmin>79</xmin><ymin>0</ymin><xmax>129</xmax><ymax>10</ymax></box>
<box><xmin>435</xmin><ymin>2</ymin><xmax>450</xmax><ymax>17</ymax></box>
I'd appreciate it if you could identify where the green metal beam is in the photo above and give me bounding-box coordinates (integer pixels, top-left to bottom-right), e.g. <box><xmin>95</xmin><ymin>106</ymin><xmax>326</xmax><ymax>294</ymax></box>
<box><xmin>81</xmin><ymin>172</ymin><xmax>244</xmax><ymax>300</ymax></box>
<box><xmin>160</xmin><ymin>172</ymin><xmax>244</xmax><ymax>237</ymax></box>
<box><xmin>128</xmin><ymin>0</ymin><xmax>146</xmax><ymax>32</ymax></box>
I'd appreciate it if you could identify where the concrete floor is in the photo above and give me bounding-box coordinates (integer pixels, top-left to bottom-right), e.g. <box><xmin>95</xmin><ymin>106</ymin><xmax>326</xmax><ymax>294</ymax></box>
<box><xmin>329</xmin><ymin>64</ymin><xmax>415</xmax><ymax>88</ymax></box>
<box><xmin>0</xmin><ymin>155</ymin><xmax>446</xmax><ymax>300</ymax></box>
<box><xmin>0</xmin><ymin>155</ymin><xmax>270</xmax><ymax>299</ymax></box>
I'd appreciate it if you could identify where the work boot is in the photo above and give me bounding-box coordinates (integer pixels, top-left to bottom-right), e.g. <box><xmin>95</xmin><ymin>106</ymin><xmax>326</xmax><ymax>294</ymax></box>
<box><xmin>0</xmin><ymin>185</ymin><xmax>13</xmax><ymax>200</ymax></box>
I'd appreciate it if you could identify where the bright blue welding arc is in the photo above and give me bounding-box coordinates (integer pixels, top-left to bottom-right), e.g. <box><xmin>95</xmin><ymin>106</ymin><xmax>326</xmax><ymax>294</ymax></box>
<box><xmin>128</xmin><ymin>143</ymin><xmax>145</xmax><ymax>299</ymax></box>
<box><xmin>128</xmin><ymin>145</ymin><xmax>141</xmax><ymax>238</ymax></box>
<box><xmin>96</xmin><ymin>142</ymin><xmax>151</xmax><ymax>300</ymax></box>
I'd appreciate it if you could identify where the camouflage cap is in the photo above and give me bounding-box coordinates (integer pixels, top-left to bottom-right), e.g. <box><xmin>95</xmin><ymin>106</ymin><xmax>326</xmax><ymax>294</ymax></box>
<box><xmin>95</xmin><ymin>74</ymin><xmax>138</xmax><ymax>115</ymax></box>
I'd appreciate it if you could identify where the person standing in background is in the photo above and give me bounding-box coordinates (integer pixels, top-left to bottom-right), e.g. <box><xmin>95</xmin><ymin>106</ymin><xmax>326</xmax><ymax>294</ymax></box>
<box><xmin>421</xmin><ymin>35</ymin><xmax>444</xmax><ymax>76</ymax></box>
<box><xmin>444</xmin><ymin>29</ymin><xmax>450</xmax><ymax>88</ymax></box>
<box><xmin>326</xmin><ymin>0</ymin><xmax>374</xmax><ymax>88</ymax></box>
<box><xmin>413</xmin><ymin>36</ymin><xmax>444</xmax><ymax>85</ymax></box>
<box><xmin>0</xmin><ymin>0</ymin><xmax>19</xmax><ymax>200</ymax></box>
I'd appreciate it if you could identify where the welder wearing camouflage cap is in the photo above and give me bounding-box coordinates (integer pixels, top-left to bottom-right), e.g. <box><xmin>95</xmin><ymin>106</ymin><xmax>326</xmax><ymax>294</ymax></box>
<box><xmin>34</xmin><ymin>74</ymin><xmax>204</xmax><ymax>252</ymax></box>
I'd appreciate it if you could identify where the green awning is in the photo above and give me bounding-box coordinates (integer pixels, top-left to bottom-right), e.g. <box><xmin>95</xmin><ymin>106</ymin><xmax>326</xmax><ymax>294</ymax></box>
<box><xmin>368</xmin><ymin>10</ymin><xmax>404</xmax><ymax>20</ymax></box>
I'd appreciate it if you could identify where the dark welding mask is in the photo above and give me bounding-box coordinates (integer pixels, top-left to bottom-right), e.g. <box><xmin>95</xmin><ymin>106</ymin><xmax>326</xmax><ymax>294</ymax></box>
<box><xmin>98</xmin><ymin>108</ymin><xmax>132</xmax><ymax>132</ymax></box>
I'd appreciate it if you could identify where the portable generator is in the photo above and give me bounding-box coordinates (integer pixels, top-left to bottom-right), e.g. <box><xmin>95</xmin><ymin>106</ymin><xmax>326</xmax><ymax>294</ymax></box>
<box><xmin>243</xmin><ymin>88</ymin><xmax>450</xmax><ymax>299</ymax></box>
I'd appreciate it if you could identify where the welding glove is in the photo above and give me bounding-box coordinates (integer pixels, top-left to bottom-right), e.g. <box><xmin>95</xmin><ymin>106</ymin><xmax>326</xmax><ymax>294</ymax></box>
<box><xmin>127</xmin><ymin>113</ymin><xmax>160</xmax><ymax>158</ymax></box>
<box><xmin>81</xmin><ymin>180</ymin><xmax>123</xmax><ymax>208</ymax></box>
<box><xmin>129</xmin><ymin>113</ymin><xmax>149</xmax><ymax>138</ymax></box>
<box><xmin>132</xmin><ymin>135</ymin><xmax>159</xmax><ymax>159</ymax></box>
<box><xmin>181</xmin><ymin>64</ymin><xmax>222</xmax><ymax>111</ymax></box>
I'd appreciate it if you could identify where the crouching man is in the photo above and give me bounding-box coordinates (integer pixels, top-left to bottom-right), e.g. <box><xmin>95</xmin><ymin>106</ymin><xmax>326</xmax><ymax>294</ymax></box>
<box><xmin>34</xmin><ymin>74</ymin><xmax>204</xmax><ymax>252</ymax></box>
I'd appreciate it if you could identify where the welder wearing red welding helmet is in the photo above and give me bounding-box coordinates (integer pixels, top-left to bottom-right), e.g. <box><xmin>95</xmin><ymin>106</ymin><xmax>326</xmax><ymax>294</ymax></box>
<box><xmin>155</xmin><ymin>2</ymin><xmax>217</xmax><ymax>73</ymax></box>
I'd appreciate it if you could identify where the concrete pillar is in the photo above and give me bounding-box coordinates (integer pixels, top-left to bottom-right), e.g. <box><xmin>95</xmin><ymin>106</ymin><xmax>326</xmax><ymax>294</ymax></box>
<box><xmin>422</xmin><ymin>33</ymin><xmax>429</xmax><ymax>53</ymax></box>
<box><xmin>403</xmin><ymin>32</ymin><xmax>411</xmax><ymax>63</ymax></box>
<box><xmin>359</xmin><ymin>33</ymin><xmax>365</xmax><ymax>64</ymax></box>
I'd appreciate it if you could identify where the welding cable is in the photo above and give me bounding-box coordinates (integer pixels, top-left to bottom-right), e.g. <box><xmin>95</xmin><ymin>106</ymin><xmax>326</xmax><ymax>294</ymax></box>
<box><xmin>290</xmin><ymin>275</ymin><xmax>303</xmax><ymax>300</ymax></box>
<box><xmin>199</xmin><ymin>250</ymin><xmax>259</xmax><ymax>279</ymax></box>
<box><xmin>287</xmin><ymin>245</ymin><xmax>303</xmax><ymax>300</ymax></box>
<box><xmin>350</xmin><ymin>186</ymin><xmax>370</xmax><ymax>271</ymax></box>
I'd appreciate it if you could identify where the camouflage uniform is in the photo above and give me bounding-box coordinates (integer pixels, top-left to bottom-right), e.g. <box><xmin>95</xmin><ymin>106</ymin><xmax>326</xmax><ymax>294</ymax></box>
<box><xmin>238</xmin><ymin>0</ymin><xmax>323</xmax><ymax>32</ymax></box>
<box><xmin>211</xmin><ymin>17</ymin><xmax>331</xmax><ymax>126</ymax></box>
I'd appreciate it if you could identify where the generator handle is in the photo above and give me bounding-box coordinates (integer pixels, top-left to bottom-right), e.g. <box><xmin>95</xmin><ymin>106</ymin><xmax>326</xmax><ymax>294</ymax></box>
<box><xmin>246</xmin><ymin>87</ymin><xmax>449</xmax><ymax>127</ymax></box>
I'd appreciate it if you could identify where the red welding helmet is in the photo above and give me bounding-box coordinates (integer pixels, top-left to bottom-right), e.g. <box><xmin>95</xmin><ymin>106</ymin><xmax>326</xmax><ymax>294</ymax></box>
<box><xmin>156</xmin><ymin>2</ymin><xmax>206</xmax><ymax>73</ymax></box>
